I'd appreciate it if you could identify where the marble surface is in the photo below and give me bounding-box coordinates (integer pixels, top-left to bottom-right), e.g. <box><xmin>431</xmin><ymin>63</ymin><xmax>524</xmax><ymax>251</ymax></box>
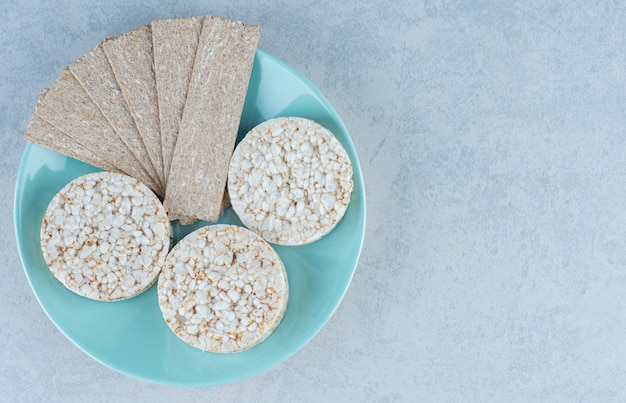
<box><xmin>3</xmin><ymin>1</ymin><xmax>626</xmax><ymax>401</ymax></box>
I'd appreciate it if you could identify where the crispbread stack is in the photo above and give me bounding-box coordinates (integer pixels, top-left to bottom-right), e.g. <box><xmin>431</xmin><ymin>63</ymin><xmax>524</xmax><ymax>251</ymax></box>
<box><xmin>152</xmin><ymin>16</ymin><xmax>203</xmax><ymax>179</ymax></box>
<box><xmin>163</xmin><ymin>16</ymin><xmax>260</xmax><ymax>223</ymax></box>
<box><xmin>70</xmin><ymin>44</ymin><xmax>162</xmax><ymax>192</ymax></box>
<box><xmin>103</xmin><ymin>25</ymin><xmax>166</xmax><ymax>187</ymax></box>
<box><xmin>24</xmin><ymin>88</ymin><xmax>120</xmax><ymax>172</ymax></box>
<box><xmin>32</xmin><ymin>68</ymin><xmax>161</xmax><ymax>193</ymax></box>
<box><xmin>25</xmin><ymin>114</ymin><xmax>119</xmax><ymax>173</ymax></box>
<box><xmin>24</xmin><ymin>15</ymin><xmax>260</xmax><ymax>225</ymax></box>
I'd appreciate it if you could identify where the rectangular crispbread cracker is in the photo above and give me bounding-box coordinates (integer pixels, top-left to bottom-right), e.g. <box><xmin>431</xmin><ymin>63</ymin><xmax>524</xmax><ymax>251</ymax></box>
<box><xmin>33</xmin><ymin>68</ymin><xmax>163</xmax><ymax>195</ymax></box>
<box><xmin>163</xmin><ymin>16</ymin><xmax>260</xmax><ymax>222</ymax></box>
<box><xmin>25</xmin><ymin>88</ymin><xmax>119</xmax><ymax>172</ymax></box>
<box><xmin>169</xmin><ymin>186</ymin><xmax>231</xmax><ymax>225</ymax></box>
<box><xmin>69</xmin><ymin>43</ymin><xmax>163</xmax><ymax>190</ymax></box>
<box><xmin>102</xmin><ymin>26</ymin><xmax>165</xmax><ymax>186</ymax></box>
<box><xmin>152</xmin><ymin>16</ymin><xmax>203</xmax><ymax>180</ymax></box>
<box><xmin>25</xmin><ymin>114</ymin><xmax>119</xmax><ymax>173</ymax></box>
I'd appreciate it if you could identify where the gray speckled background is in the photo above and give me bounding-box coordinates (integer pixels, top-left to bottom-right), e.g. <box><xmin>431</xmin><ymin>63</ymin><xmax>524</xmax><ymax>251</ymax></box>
<box><xmin>3</xmin><ymin>1</ymin><xmax>626</xmax><ymax>401</ymax></box>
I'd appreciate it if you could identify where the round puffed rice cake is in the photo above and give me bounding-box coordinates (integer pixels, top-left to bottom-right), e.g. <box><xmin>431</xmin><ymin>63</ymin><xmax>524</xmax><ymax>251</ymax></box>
<box><xmin>157</xmin><ymin>224</ymin><xmax>288</xmax><ymax>353</ymax></box>
<box><xmin>228</xmin><ymin>116</ymin><xmax>353</xmax><ymax>245</ymax></box>
<box><xmin>40</xmin><ymin>171</ymin><xmax>171</xmax><ymax>301</ymax></box>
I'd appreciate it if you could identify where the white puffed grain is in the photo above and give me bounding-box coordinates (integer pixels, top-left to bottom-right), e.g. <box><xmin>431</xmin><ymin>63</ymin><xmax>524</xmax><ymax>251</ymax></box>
<box><xmin>228</xmin><ymin>117</ymin><xmax>353</xmax><ymax>245</ymax></box>
<box><xmin>157</xmin><ymin>224</ymin><xmax>288</xmax><ymax>353</ymax></box>
<box><xmin>40</xmin><ymin>171</ymin><xmax>171</xmax><ymax>301</ymax></box>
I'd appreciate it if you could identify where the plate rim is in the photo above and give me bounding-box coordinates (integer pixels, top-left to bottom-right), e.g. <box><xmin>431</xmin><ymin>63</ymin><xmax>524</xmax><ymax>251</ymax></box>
<box><xmin>13</xmin><ymin>47</ymin><xmax>367</xmax><ymax>386</ymax></box>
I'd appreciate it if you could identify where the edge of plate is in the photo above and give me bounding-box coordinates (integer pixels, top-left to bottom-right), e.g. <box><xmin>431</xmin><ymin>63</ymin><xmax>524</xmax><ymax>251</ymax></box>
<box><xmin>13</xmin><ymin>48</ymin><xmax>367</xmax><ymax>387</ymax></box>
<box><xmin>252</xmin><ymin>47</ymin><xmax>368</xmax><ymax>360</ymax></box>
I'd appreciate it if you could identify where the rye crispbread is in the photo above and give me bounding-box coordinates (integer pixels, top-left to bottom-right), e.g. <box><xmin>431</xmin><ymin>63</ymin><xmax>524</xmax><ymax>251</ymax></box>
<box><xmin>32</xmin><ymin>68</ymin><xmax>162</xmax><ymax>194</ymax></box>
<box><xmin>152</xmin><ymin>16</ymin><xmax>203</xmax><ymax>180</ymax></box>
<box><xmin>25</xmin><ymin>113</ymin><xmax>119</xmax><ymax>173</ymax></box>
<box><xmin>163</xmin><ymin>16</ymin><xmax>260</xmax><ymax>223</ymax></box>
<box><xmin>70</xmin><ymin>44</ymin><xmax>163</xmax><ymax>191</ymax></box>
<box><xmin>103</xmin><ymin>26</ymin><xmax>165</xmax><ymax>186</ymax></box>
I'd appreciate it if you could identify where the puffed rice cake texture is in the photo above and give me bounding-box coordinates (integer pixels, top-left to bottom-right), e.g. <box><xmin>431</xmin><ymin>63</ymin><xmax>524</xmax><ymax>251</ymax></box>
<box><xmin>228</xmin><ymin>117</ymin><xmax>354</xmax><ymax>245</ymax></box>
<box><xmin>157</xmin><ymin>224</ymin><xmax>288</xmax><ymax>353</ymax></box>
<box><xmin>40</xmin><ymin>171</ymin><xmax>171</xmax><ymax>301</ymax></box>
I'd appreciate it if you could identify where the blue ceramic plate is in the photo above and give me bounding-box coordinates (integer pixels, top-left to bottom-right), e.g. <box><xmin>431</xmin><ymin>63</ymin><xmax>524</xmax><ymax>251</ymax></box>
<box><xmin>14</xmin><ymin>49</ymin><xmax>366</xmax><ymax>386</ymax></box>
